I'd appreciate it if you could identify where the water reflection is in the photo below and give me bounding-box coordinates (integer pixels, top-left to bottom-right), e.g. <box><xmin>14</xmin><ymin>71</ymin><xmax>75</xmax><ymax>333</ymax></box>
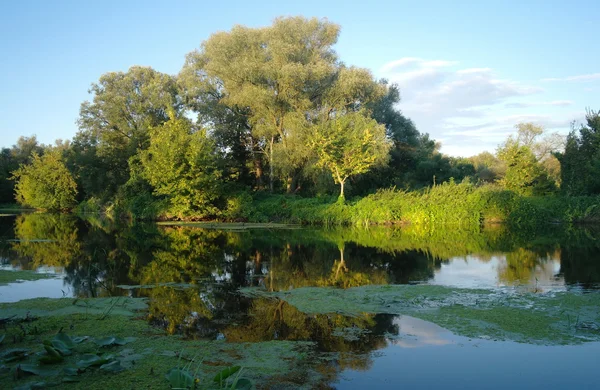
<box><xmin>2</xmin><ymin>213</ymin><xmax>600</xmax><ymax>315</ymax></box>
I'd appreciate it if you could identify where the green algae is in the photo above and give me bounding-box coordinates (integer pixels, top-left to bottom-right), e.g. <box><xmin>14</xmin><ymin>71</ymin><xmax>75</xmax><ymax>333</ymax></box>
<box><xmin>0</xmin><ymin>297</ymin><xmax>148</xmax><ymax>318</ymax></box>
<box><xmin>0</xmin><ymin>298</ymin><xmax>335</xmax><ymax>390</ymax></box>
<box><xmin>0</xmin><ymin>270</ymin><xmax>56</xmax><ymax>286</ymax></box>
<box><xmin>240</xmin><ymin>285</ymin><xmax>600</xmax><ymax>345</ymax></box>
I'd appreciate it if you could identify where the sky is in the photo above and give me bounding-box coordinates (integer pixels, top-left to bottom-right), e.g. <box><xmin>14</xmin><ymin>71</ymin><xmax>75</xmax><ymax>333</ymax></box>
<box><xmin>1</xmin><ymin>0</ymin><xmax>598</xmax><ymax>156</ymax></box>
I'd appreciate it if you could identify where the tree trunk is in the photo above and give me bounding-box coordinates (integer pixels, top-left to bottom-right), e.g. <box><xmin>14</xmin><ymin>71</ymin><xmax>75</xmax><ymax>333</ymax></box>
<box><xmin>339</xmin><ymin>180</ymin><xmax>345</xmax><ymax>200</ymax></box>
<box><xmin>254</xmin><ymin>157</ymin><xmax>263</xmax><ymax>189</ymax></box>
<box><xmin>269</xmin><ymin>136</ymin><xmax>274</xmax><ymax>193</ymax></box>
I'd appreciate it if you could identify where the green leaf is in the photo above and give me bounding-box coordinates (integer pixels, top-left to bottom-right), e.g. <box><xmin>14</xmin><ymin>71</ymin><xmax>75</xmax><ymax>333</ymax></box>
<box><xmin>53</xmin><ymin>332</ymin><xmax>75</xmax><ymax>349</ymax></box>
<box><xmin>14</xmin><ymin>382</ymin><xmax>48</xmax><ymax>390</ymax></box>
<box><xmin>15</xmin><ymin>364</ymin><xmax>59</xmax><ymax>377</ymax></box>
<box><xmin>165</xmin><ymin>367</ymin><xmax>195</xmax><ymax>389</ymax></box>
<box><xmin>49</xmin><ymin>341</ymin><xmax>71</xmax><ymax>356</ymax></box>
<box><xmin>100</xmin><ymin>360</ymin><xmax>125</xmax><ymax>373</ymax></box>
<box><xmin>93</xmin><ymin>336</ymin><xmax>136</xmax><ymax>347</ymax></box>
<box><xmin>76</xmin><ymin>354</ymin><xmax>110</xmax><ymax>369</ymax></box>
<box><xmin>63</xmin><ymin>367</ymin><xmax>80</xmax><ymax>376</ymax></box>
<box><xmin>0</xmin><ymin>348</ymin><xmax>29</xmax><ymax>363</ymax></box>
<box><xmin>233</xmin><ymin>378</ymin><xmax>252</xmax><ymax>390</ymax></box>
<box><xmin>213</xmin><ymin>366</ymin><xmax>241</xmax><ymax>383</ymax></box>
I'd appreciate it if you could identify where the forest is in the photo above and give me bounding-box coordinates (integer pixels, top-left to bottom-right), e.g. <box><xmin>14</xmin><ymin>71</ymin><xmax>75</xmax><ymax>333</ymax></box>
<box><xmin>1</xmin><ymin>16</ymin><xmax>599</xmax><ymax>225</ymax></box>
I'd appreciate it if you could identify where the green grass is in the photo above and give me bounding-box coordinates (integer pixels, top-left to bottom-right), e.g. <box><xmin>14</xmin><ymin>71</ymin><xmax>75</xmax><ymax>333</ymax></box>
<box><xmin>248</xmin><ymin>182</ymin><xmax>600</xmax><ymax>228</ymax></box>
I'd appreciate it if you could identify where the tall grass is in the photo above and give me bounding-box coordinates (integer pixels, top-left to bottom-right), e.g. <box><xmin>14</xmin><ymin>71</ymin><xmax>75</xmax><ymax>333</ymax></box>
<box><xmin>250</xmin><ymin>181</ymin><xmax>600</xmax><ymax>228</ymax></box>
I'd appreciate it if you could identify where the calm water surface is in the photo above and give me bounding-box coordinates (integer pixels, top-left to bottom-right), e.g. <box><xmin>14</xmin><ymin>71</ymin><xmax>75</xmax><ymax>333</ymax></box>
<box><xmin>1</xmin><ymin>213</ymin><xmax>599</xmax><ymax>388</ymax></box>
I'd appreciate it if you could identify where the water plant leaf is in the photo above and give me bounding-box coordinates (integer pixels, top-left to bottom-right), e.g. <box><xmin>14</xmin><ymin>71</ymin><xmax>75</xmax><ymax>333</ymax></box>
<box><xmin>14</xmin><ymin>382</ymin><xmax>48</xmax><ymax>390</ymax></box>
<box><xmin>213</xmin><ymin>366</ymin><xmax>241</xmax><ymax>383</ymax></box>
<box><xmin>93</xmin><ymin>336</ymin><xmax>136</xmax><ymax>347</ymax></box>
<box><xmin>63</xmin><ymin>367</ymin><xmax>79</xmax><ymax>376</ymax></box>
<box><xmin>0</xmin><ymin>348</ymin><xmax>29</xmax><ymax>363</ymax></box>
<box><xmin>49</xmin><ymin>341</ymin><xmax>71</xmax><ymax>356</ymax></box>
<box><xmin>233</xmin><ymin>378</ymin><xmax>252</xmax><ymax>390</ymax></box>
<box><xmin>15</xmin><ymin>364</ymin><xmax>59</xmax><ymax>377</ymax></box>
<box><xmin>76</xmin><ymin>354</ymin><xmax>110</xmax><ymax>369</ymax></box>
<box><xmin>165</xmin><ymin>367</ymin><xmax>195</xmax><ymax>389</ymax></box>
<box><xmin>0</xmin><ymin>334</ymin><xmax>4</xmax><ymax>344</ymax></box>
<box><xmin>100</xmin><ymin>360</ymin><xmax>125</xmax><ymax>373</ymax></box>
<box><xmin>53</xmin><ymin>332</ymin><xmax>75</xmax><ymax>349</ymax></box>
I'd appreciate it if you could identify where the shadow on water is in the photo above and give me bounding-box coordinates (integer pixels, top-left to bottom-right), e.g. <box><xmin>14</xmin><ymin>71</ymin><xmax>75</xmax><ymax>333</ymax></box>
<box><xmin>1</xmin><ymin>213</ymin><xmax>600</xmax><ymax>387</ymax></box>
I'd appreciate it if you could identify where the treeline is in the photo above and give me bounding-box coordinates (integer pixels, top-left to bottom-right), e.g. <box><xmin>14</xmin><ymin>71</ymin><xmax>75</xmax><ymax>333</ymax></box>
<box><xmin>1</xmin><ymin>16</ymin><xmax>599</xmax><ymax>221</ymax></box>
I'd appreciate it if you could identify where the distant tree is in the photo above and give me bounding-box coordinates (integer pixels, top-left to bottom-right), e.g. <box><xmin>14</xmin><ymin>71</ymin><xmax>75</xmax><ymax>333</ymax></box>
<box><xmin>469</xmin><ymin>151</ymin><xmax>504</xmax><ymax>183</ymax></box>
<box><xmin>139</xmin><ymin>112</ymin><xmax>222</xmax><ymax>218</ymax></box>
<box><xmin>12</xmin><ymin>151</ymin><xmax>78</xmax><ymax>210</ymax></box>
<box><xmin>74</xmin><ymin>66</ymin><xmax>181</xmax><ymax>199</ymax></box>
<box><xmin>556</xmin><ymin>110</ymin><xmax>600</xmax><ymax>195</ymax></box>
<box><xmin>496</xmin><ymin>137</ymin><xmax>555</xmax><ymax>195</ymax></box>
<box><xmin>310</xmin><ymin>112</ymin><xmax>389</xmax><ymax>199</ymax></box>
<box><xmin>0</xmin><ymin>136</ymin><xmax>45</xmax><ymax>203</ymax></box>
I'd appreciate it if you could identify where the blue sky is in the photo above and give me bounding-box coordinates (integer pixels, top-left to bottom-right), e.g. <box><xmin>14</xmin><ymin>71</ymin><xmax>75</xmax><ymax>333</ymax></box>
<box><xmin>1</xmin><ymin>0</ymin><xmax>598</xmax><ymax>156</ymax></box>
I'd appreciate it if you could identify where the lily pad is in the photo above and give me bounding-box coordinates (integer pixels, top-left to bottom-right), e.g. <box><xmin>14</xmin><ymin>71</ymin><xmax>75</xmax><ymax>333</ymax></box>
<box><xmin>15</xmin><ymin>364</ymin><xmax>59</xmax><ymax>377</ymax></box>
<box><xmin>93</xmin><ymin>336</ymin><xmax>136</xmax><ymax>347</ymax></box>
<box><xmin>76</xmin><ymin>354</ymin><xmax>111</xmax><ymax>369</ymax></box>
<box><xmin>214</xmin><ymin>366</ymin><xmax>241</xmax><ymax>383</ymax></box>
<box><xmin>165</xmin><ymin>367</ymin><xmax>195</xmax><ymax>389</ymax></box>
<box><xmin>0</xmin><ymin>348</ymin><xmax>29</xmax><ymax>363</ymax></box>
<box><xmin>100</xmin><ymin>360</ymin><xmax>125</xmax><ymax>373</ymax></box>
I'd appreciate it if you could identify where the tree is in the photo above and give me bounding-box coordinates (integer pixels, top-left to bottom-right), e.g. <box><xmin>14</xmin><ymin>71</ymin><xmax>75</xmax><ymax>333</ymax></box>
<box><xmin>309</xmin><ymin>112</ymin><xmax>389</xmax><ymax>199</ymax></box>
<box><xmin>12</xmin><ymin>151</ymin><xmax>78</xmax><ymax>210</ymax></box>
<box><xmin>139</xmin><ymin>112</ymin><xmax>222</xmax><ymax>219</ymax></box>
<box><xmin>181</xmin><ymin>17</ymin><xmax>385</xmax><ymax>193</ymax></box>
<box><xmin>556</xmin><ymin>110</ymin><xmax>600</xmax><ymax>195</ymax></box>
<box><xmin>496</xmin><ymin>137</ymin><xmax>554</xmax><ymax>195</ymax></box>
<box><xmin>0</xmin><ymin>136</ymin><xmax>45</xmax><ymax>203</ymax></box>
<box><xmin>75</xmin><ymin>66</ymin><xmax>181</xmax><ymax>200</ymax></box>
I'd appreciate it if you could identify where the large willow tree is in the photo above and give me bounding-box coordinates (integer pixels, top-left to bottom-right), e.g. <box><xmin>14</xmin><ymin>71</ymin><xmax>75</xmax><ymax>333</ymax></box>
<box><xmin>180</xmin><ymin>17</ymin><xmax>386</xmax><ymax>194</ymax></box>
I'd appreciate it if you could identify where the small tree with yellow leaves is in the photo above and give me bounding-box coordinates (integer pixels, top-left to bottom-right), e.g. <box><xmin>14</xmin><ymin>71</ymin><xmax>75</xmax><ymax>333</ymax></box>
<box><xmin>310</xmin><ymin>112</ymin><xmax>389</xmax><ymax>200</ymax></box>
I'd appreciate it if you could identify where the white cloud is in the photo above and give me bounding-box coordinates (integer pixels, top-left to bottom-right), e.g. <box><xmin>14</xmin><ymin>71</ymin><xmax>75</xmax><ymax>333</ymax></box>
<box><xmin>378</xmin><ymin>57</ymin><xmax>578</xmax><ymax>156</ymax></box>
<box><xmin>504</xmin><ymin>100</ymin><xmax>574</xmax><ymax>108</ymax></box>
<box><xmin>541</xmin><ymin>73</ymin><xmax>600</xmax><ymax>82</ymax></box>
<box><xmin>380</xmin><ymin>57</ymin><xmax>457</xmax><ymax>73</ymax></box>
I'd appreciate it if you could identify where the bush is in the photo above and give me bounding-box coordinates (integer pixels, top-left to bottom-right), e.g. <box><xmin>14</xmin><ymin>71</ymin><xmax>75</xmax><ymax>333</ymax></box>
<box><xmin>12</xmin><ymin>152</ymin><xmax>78</xmax><ymax>211</ymax></box>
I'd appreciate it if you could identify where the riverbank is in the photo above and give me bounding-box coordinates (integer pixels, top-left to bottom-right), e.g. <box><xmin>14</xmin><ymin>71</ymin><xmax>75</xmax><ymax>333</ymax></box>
<box><xmin>70</xmin><ymin>182</ymin><xmax>600</xmax><ymax>227</ymax></box>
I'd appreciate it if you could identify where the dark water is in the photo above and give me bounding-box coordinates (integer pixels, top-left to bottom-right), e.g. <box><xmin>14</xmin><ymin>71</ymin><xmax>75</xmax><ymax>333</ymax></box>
<box><xmin>1</xmin><ymin>213</ymin><xmax>600</xmax><ymax>388</ymax></box>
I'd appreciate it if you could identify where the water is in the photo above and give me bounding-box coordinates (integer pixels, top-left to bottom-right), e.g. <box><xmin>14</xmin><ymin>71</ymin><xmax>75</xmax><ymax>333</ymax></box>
<box><xmin>1</xmin><ymin>213</ymin><xmax>600</xmax><ymax>388</ymax></box>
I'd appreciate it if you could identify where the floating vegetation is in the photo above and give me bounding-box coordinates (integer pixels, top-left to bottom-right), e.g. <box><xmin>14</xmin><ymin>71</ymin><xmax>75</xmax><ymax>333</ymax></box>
<box><xmin>0</xmin><ymin>270</ymin><xmax>56</xmax><ymax>286</ymax></box>
<box><xmin>240</xmin><ymin>285</ymin><xmax>600</xmax><ymax>345</ymax></box>
<box><xmin>0</xmin><ymin>297</ymin><xmax>148</xmax><ymax>318</ymax></box>
<box><xmin>0</xmin><ymin>297</ymin><xmax>335</xmax><ymax>389</ymax></box>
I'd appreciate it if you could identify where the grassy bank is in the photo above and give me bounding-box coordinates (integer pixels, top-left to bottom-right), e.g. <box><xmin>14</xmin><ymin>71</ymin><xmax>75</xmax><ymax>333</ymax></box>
<box><xmin>248</xmin><ymin>182</ymin><xmax>600</xmax><ymax>228</ymax></box>
<box><xmin>74</xmin><ymin>182</ymin><xmax>600</xmax><ymax>227</ymax></box>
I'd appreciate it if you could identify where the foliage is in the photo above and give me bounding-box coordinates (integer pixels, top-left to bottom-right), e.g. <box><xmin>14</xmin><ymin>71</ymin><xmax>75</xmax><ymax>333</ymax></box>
<box><xmin>72</xmin><ymin>66</ymin><xmax>181</xmax><ymax>200</ymax></box>
<box><xmin>0</xmin><ymin>136</ymin><xmax>45</xmax><ymax>204</ymax></box>
<box><xmin>139</xmin><ymin>113</ymin><xmax>222</xmax><ymax>219</ymax></box>
<box><xmin>310</xmin><ymin>112</ymin><xmax>389</xmax><ymax>199</ymax></box>
<box><xmin>496</xmin><ymin>124</ymin><xmax>556</xmax><ymax>195</ymax></box>
<box><xmin>557</xmin><ymin>110</ymin><xmax>600</xmax><ymax>195</ymax></box>
<box><xmin>12</xmin><ymin>151</ymin><xmax>78</xmax><ymax>211</ymax></box>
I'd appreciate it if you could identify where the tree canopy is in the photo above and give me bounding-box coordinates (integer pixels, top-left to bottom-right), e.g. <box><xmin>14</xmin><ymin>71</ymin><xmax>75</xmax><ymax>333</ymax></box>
<box><xmin>12</xmin><ymin>150</ymin><xmax>78</xmax><ymax>211</ymax></box>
